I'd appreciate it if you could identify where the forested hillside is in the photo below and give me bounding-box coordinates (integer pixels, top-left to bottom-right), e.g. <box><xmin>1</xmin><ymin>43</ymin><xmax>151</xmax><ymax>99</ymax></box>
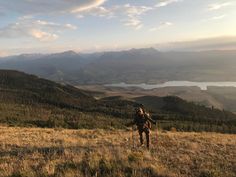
<box><xmin>0</xmin><ymin>70</ymin><xmax>236</xmax><ymax>133</ymax></box>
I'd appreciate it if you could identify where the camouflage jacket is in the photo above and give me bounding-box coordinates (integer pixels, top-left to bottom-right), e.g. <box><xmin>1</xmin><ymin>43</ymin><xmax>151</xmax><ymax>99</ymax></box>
<box><xmin>134</xmin><ymin>113</ymin><xmax>155</xmax><ymax>130</ymax></box>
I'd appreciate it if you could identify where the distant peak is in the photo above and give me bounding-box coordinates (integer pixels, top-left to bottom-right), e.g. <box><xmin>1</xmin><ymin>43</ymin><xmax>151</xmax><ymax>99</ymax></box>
<box><xmin>60</xmin><ymin>50</ymin><xmax>77</xmax><ymax>55</ymax></box>
<box><xmin>18</xmin><ymin>53</ymin><xmax>42</xmax><ymax>57</ymax></box>
<box><xmin>129</xmin><ymin>47</ymin><xmax>157</xmax><ymax>52</ymax></box>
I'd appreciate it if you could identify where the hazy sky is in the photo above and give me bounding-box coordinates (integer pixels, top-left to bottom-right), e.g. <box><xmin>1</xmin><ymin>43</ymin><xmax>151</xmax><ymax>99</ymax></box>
<box><xmin>0</xmin><ymin>0</ymin><xmax>236</xmax><ymax>56</ymax></box>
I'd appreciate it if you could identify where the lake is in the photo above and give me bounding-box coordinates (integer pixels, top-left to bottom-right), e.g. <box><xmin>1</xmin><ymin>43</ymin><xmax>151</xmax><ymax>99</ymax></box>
<box><xmin>105</xmin><ymin>81</ymin><xmax>236</xmax><ymax>90</ymax></box>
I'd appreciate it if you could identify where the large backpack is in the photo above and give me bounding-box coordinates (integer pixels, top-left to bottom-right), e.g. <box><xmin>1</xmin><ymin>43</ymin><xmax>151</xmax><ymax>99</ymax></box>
<box><xmin>144</xmin><ymin>113</ymin><xmax>151</xmax><ymax>129</ymax></box>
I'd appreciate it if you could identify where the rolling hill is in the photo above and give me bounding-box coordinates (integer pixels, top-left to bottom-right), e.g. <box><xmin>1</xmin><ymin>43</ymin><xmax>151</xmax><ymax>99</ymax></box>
<box><xmin>0</xmin><ymin>70</ymin><xmax>236</xmax><ymax>133</ymax></box>
<box><xmin>0</xmin><ymin>70</ymin><xmax>147</xmax><ymax>129</ymax></box>
<box><xmin>0</xmin><ymin>69</ymin><xmax>94</xmax><ymax>107</ymax></box>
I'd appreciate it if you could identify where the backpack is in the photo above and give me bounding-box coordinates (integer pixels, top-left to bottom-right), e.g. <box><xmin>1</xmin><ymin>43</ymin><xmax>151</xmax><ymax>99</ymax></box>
<box><xmin>144</xmin><ymin>113</ymin><xmax>151</xmax><ymax>129</ymax></box>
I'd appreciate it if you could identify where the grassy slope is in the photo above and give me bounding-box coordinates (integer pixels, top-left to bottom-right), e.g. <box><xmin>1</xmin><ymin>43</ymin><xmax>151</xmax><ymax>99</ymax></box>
<box><xmin>0</xmin><ymin>126</ymin><xmax>235</xmax><ymax>177</ymax></box>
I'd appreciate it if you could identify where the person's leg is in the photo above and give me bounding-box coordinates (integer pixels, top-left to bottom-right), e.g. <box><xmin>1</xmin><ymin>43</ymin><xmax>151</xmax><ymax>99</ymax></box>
<box><xmin>138</xmin><ymin>129</ymin><xmax>144</xmax><ymax>145</ymax></box>
<box><xmin>145</xmin><ymin>129</ymin><xmax>150</xmax><ymax>149</ymax></box>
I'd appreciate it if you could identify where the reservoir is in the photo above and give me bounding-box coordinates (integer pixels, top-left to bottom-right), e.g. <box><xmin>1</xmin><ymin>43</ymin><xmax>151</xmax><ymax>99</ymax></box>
<box><xmin>105</xmin><ymin>81</ymin><xmax>236</xmax><ymax>90</ymax></box>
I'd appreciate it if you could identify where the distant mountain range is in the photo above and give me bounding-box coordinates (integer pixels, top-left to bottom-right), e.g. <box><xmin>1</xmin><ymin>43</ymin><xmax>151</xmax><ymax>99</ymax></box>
<box><xmin>1</xmin><ymin>48</ymin><xmax>236</xmax><ymax>84</ymax></box>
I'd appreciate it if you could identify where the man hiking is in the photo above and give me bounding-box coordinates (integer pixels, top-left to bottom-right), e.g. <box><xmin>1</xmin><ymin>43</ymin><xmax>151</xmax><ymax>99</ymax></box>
<box><xmin>133</xmin><ymin>106</ymin><xmax>156</xmax><ymax>149</ymax></box>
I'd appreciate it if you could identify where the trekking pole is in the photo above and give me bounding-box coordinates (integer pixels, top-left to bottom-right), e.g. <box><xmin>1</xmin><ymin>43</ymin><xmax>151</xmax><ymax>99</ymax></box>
<box><xmin>132</xmin><ymin>125</ymin><xmax>135</xmax><ymax>149</ymax></box>
<box><xmin>155</xmin><ymin>123</ymin><xmax>158</xmax><ymax>146</ymax></box>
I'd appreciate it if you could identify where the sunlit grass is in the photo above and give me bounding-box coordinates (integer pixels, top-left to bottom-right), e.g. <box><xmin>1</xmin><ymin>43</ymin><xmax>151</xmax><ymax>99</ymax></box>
<box><xmin>0</xmin><ymin>126</ymin><xmax>235</xmax><ymax>177</ymax></box>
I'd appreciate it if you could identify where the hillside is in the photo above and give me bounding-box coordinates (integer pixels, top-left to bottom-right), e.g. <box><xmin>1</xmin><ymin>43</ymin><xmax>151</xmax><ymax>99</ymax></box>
<box><xmin>134</xmin><ymin>95</ymin><xmax>235</xmax><ymax>121</ymax></box>
<box><xmin>77</xmin><ymin>84</ymin><xmax>236</xmax><ymax>113</ymax></box>
<box><xmin>0</xmin><ymin>70</ymin><xmax>236</xmax><ymax>133</ymax></box>
<box><xmin>0</xmin><ymin>126</ymin><xmax>235</xmax><ymax>177</ymax></box>
<box><xmin>0</xmin><ymin>70</ymin><xmax>140</xmax><ymax>129</ymax></box>
<box><xmin>0</xmin><ymin>70</ymin><xmax>94</xmax><ymax>106</ymax></box>
<box><xmin>133</xmin><ymin>95</ymin><xmax>236</xmax><ymax>133</ymax></box>
<box><xmin>1</xmin><ymin>49</ymin><xmax>236</xmax><ymax>84</ymax></box>
<box><xmin>0</xmin><ymin>70</ymin><xmax>132</xmax><ymax>129</ymax></box>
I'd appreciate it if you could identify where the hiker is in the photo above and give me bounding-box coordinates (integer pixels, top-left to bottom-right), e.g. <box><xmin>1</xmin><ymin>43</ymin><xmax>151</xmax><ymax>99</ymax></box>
<box><xmin>133</xmin><ymin>106</ymin><xmax>156</xmax><ymax>149</ymax></box>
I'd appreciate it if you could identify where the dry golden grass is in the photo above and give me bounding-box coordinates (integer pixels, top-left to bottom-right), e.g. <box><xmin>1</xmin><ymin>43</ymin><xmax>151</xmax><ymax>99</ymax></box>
<box><xmin>0</xmin><ymin>126</ymin><xmax>235</xmax><ymax>177</ymax></box>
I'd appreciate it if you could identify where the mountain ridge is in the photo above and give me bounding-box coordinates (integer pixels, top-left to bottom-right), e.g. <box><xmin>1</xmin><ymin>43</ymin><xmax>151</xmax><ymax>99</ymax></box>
<box><xmin>1</xmin><ymin>48</ymin><xmax>236</xmax><ymax>84</ymax></box>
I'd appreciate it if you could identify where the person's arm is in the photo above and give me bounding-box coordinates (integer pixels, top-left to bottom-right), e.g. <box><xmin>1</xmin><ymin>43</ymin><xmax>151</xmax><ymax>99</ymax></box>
<box><xmin>145</xmin><ymin>113</ymin><xmax>156</xmax><ymax>125</ymax></box>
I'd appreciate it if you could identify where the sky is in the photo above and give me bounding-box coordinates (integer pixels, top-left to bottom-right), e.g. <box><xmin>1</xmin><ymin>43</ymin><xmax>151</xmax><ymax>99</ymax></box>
<box><xmin>0</xmin><ymin>0</ymin><xmax>236</xmax><ymax>56</ymax></box>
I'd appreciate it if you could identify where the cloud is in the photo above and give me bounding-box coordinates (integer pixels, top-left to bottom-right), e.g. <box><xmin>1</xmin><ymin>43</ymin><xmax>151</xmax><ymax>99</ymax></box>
<box><xmin>71</xmin><ymin>0</ymin><xmax>107</xmax><ymax>13</ymax></box>
<box><xmin>123</xmin><ymin>4</ymin><xmax>153</xmax><ymax>16</ymax></box>
<box><xmin>64</xmin><ymin>23</ymin><xmax>78</xmax><ymax>30</ymax></box>
<box><xmin>123</xmin><ymin>17</ymin><xmax>143</xmax><ymax>30</ymax></box>
<box><xmin>121</xmin><ymin>4</ymin><xmax>153</xmax><ymax>30</ymax></box>
<box><xmin>211</xmin><ymin>15</ymin><xmax>227</xmax><ymax>20</ymax></box>
<box><xmin>156</xmin><ymin>0</ymin><xmax>183</xmax><ymax>7</ymax></box>
<box><xmin>77</xmin><ymin>3</ymin><xmax>153</xmax><ymax>22</ymax></box>
<box><xmin>75</xmin><ymin>3</ymin><xmax>152</xmax><ymax>29</ymax></box>
<box><xmin>0</xmin><ymin>18</ymin><xmax>77</xmax><ymax>42</ymax></box>
<box><xmin>89</xmin><ymin>6</ymin><xmax>114</xmax><ymax>18</ymax></box>
<box><xmin>29</xmin><ymin>29</ymin><xmax>58</xmax><ymax>41</ymax></box>
<box><xmin>0</xmin><ymin>0</ymin><xmax>107</xmax><ymax>15</ymax></box>
<box><xmin>76</xmin><ymin>14</ymin><xmax>84</xmax><ymax>19</ymax></box>
<box><xmin>149</xmin><ymin>22</ymin><xmax>173</xmax><ymax>32</ymax></box>
<box><xmin>75</xmin><ymin>6</ymin><xmax>115</xmax><ymax>19</ymax></box>
<box><xmin>202</xmin><ymin>14</ymin><xmax>227</xmax><ymax>22</ymax></box>
<box><xmin>208</xmin><ymin>2</ymin><xmax>232</xmax><ymax>11</ymax></box>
